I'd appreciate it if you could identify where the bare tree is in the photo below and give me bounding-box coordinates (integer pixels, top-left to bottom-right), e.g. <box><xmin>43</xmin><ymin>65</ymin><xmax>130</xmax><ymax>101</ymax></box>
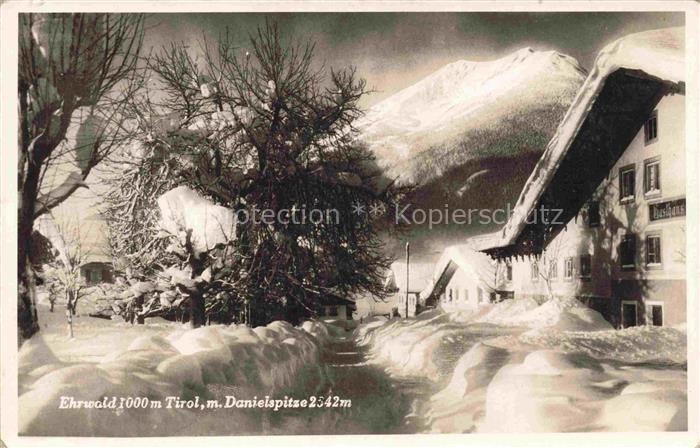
<box><xmin>41</xmin><ymin>217</ymin><xmax>90</xmax><ymax>338</ymax></box>
<box><xmin>535</xmin><ymin>234</ymin><xmax>567</xmax><ymax>302</ymax></box>
<box><xmin>17</xmin><ymin>13</ymin><xmax>145</xmax><ymax>344</ymax></box>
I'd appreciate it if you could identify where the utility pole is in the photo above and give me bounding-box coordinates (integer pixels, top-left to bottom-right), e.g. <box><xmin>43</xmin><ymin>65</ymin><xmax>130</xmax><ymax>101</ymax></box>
<box><xmin>405</xmin><ymin>242</ymin><xmax>410</xmax><ymax>318</ymax></box>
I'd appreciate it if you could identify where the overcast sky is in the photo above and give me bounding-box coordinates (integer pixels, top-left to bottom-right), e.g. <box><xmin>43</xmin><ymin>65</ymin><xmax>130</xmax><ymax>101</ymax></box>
<box><xmin>145</xmin><ymin>12</ymin><xmax>684</xmax><ymax>107</ymax></box>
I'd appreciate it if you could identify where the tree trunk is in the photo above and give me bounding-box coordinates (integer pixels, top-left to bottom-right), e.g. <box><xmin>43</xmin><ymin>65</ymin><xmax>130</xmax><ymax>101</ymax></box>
<box><xmin>18</xmin><ymin>264</ymin><xmax>40</xmax><ymax>345</ymax></box>
<box><xmin>17</xmin><ymin>130</ymin><xmax>44</xmax><ymax>346</ymax></box>
<box><xmin>18</xmin><ymin>190</ymin><xmax>40</xmax><ymax>345</ymax></box>
<box><xmin>187</xmin><ymin>253</ymin><xmax>206</xmax><ymax>328</ymax></box>
<box><xmin>50</xmin><ymin>299</ymin><xmax>55</xmax><ymax>312</ymax></box>
<box><xmin>136</xmin><ymin>314</ymin><xmax>145</xmax><ymax>325</ymax></box>
<box><xmin>189</xmin><ymin>291</ymin><xmax>206</xmax><ymax>328</ymax></box>
<box><xmin>66</xmin><ymin>294</ymin><xmax>74</xmax><ymax>339</ymax></box>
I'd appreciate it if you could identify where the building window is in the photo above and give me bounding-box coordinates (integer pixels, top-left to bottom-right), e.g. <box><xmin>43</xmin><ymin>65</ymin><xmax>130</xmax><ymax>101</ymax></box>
<box><xmin>645</xmin><ymin>234</ymin><xmax>662</xmax><ymax>266</ymax></box>
<box><xmin>463</xmin><ymin>289</ymin><xmax>469</xmax><ymax>302</ymax></box>
<box><xmin>619</xmin><ymin>166</ymin><xmax>635</xmax><ymax>203</ymax></box>
<box><xmin>619</xmin><ymin>234</ymin><xmax>637</xmax><ymax>270</ymax></box>
<box><xmin>564</xmin><ymin>257</ymin><xmax>574</xmax><ymax>280</ymax></box>
<box><xmin>644</xmin><ymin>159</ymin><xmax>661</xmax><ymax>196</ymax></box>
<box><xmin>644</xmin><ymin>110</ymin><xmax>658</xmax><ymax>144</ymax></box>
<box><xmin>588</xmin><ymin>201</ymin><xmax>600</xmax><ymax>227</ymax></box>
<box><xmin>477</xmin><ymin>287</ymin><xmax>483</xmax><ymax>303</ymax></box>
<box><xmin>327</xmin><ymin>306</ymin><xmax>338</xmax><ymax>317</ymax></box>
<box><xmin>454</xmin><ymin>289</ymin><xmax>459</xmax><ymax>301</ymax></box>
<box><xmin>549</xmin><ymin>259</ymin><xmax>558</xmax><ymax>280</ymax></box>
<box><xmin>506</xmin><ymin>262</ymin><xmax>513</xmax><ymax>281</ymax></box>
<box><xmin>579</xmin><ymin>254</ymin><xmax>592</xmax><ymax>279</ymax></box>
<box><xmin>530</xmin><ymin>261</ymin><xmax>539</xmax><ymax>281</ymax></box>
<box><xmin>449</xmin><ymin>289</ymin><xmax>453</xmax><ymax>302</ymax></box>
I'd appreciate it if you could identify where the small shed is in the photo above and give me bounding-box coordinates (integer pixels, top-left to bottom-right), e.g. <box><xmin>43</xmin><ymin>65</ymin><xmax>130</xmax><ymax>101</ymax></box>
<box><xmin>318</xmin><ymin>293</ymin><xmax>356</xmax><ymax>321</ymax></box>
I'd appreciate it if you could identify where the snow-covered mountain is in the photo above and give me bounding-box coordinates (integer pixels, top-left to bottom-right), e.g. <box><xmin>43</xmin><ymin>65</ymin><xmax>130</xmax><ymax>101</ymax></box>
<box><xmin>360</xmin><ymin>47</ymin><xmax>586</xmax><ymax>189</ymax></box>
<box><xmin>360</xmin><ymin>48</ymin><xmax>587</xmax><ymax>259</ymax></box>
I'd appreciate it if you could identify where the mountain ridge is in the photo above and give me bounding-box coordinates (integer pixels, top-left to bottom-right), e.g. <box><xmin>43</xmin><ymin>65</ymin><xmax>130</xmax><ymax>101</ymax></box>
<box><xmin>359</xmin><ymin>47</ymin><xmax>587</xmax><ymax>188</ymax></box>
<box><xmin>360</xmin><ymin>47</ymin><xmax>587</xmax><ymax>258</ymax></box>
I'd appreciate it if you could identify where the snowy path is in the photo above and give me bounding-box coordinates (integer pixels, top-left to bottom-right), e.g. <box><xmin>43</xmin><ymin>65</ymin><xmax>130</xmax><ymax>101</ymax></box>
<box><xmin>261</xmin><ymin>332</ymin><xmax>435</xmax><ymax>434</ymax></box>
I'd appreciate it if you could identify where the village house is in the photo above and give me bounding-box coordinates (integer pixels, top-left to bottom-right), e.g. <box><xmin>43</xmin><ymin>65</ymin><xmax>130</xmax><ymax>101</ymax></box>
<box><xmin>419</xmin><ymin>243</ymin><xmax>498</xmax><ymax>313</ymax></box>
<box><xmin>317</xmin><ymin>293</ymin><xmax>356</xmax><ymax>322</ymax></box>
<box><xmin>480</xmin><ymin>27</ymin><xmax>686</xmax><ymax>328</ymax></box>
<box><xmin>79</xmin><ymin>214</ymin><xmax>115</xmax><ymax>285</ymax></box>
<box><xmin>387</xmin><ymin>261</ymin><xmax>434</xmax><ymax>318</ymax></box>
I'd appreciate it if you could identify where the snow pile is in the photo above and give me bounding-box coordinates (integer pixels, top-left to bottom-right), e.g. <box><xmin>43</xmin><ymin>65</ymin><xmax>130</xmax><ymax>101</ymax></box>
<box><xmin>425</xmin><ymin>343</ymin><xmax>512</xmax><ymax>433</ymax></box>
<box><xmin>473</xmin><ymin>297</ymin><xmax>539</xmax><ymax>325</ymax></box>
<box><xmin>157</xmin><ymin>186</ymin><xmax>237</xmax><ymax>256</ymax></box>
<box><xmin>520</xmin><ymin>324</ymin><xmax>687</xmax><ymax>364</ymax></box>
<box><xmin>19</xmin><ymin>319</ymin><xmax>331</xmax><ymax>436</ymax></box>
<box><xmin>358</xmin><ymin>302</ymin><xmax>686</xmax><ymax>433</ymax></box>
<box><xmin>475</xmin><ymin>297</ymin><xmax>612</xmax><ymax>332</ymax></box>
<box><xmin>478</xmin><ymin>349</ymin><xmax>686</xmax><ymax>433</ymax></box>
<box><xmin>355</xmin><ymin>311</ymin><xmax>513</xmax><ymax>382</ymax></box>
<box><xmin>427</xmin><ymin>324</ymin><xmax>686</xmax><ymax>433</ymax></box>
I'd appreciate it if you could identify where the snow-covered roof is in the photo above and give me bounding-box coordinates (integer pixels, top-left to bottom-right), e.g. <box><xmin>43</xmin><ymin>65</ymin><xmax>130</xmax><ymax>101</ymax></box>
<box><xmin>386</xmin><ymin>261</ymin><xmax>434</xmax><ymax>293</ymax></box>
<box><xmin>484</xmin><ymin>27</ymin><xmax>685</xmax><ymax>253</ymax></box>
<box><xmin>420</xmin><ymin>243</ymin><xmax>496</xmax><ymax>301</ymax></box>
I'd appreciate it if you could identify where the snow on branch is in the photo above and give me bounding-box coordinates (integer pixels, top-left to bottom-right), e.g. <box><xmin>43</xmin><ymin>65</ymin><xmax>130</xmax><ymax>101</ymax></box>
<box><xmin>157</xmin><ymin>186</ymin><xmax>237</xmax><ymax>257</ymax></box>
<box><xmin>34</xmin><ymin>171</ymin><xmax>88</xmax><ymax>219</ymax></box>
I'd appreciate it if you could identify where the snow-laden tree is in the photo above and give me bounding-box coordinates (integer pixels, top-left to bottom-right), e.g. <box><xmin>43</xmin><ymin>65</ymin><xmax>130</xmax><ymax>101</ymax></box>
<box><xmin>104</xmin><ymin>22</ymin><xmax>403</xmax><ymax>326</ymax></box>
<box><xmin>18</xmin><ymin>13</ymin><xmax>145</xmax><ymax>343</ymax></box>
<box><xmin>36</xmin><ymin>217</ymin><xmax>90</xmax><ymax>338</ymax></box>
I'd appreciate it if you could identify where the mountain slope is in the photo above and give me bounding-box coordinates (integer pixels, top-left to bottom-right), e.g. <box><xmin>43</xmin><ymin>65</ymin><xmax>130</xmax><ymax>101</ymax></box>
<box><xmin>360</xmin><ymin>48</ymin><xmax>586</xmax><ymax>188</ymax></box>
<box><xmin>359</xmin><ymin>48</ymin><xmax>587</xmax><ymax>259</ymax></box>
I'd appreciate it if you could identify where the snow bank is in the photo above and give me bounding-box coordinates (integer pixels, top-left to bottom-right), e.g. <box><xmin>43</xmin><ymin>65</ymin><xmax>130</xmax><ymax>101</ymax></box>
<box><xmin>479</xmin><ymin>349</ymin><xmax>686</xmax><ymax>433</ymax></box>
<box><xmin>19</xmin><ymin>319</ymin><xmax>332</xmax><ymax>436</ymax></box>
<box><xmin>475</xmin><ymin>297</ymin><xmax>612</xmax><ymax>332</ymax></box>
<box><xmin>520</xmin><ymin>324</ymin><xmax>687</xmax><ymax>364</ymax></box>
<box><xmin>358</xmin><ymin>301</ymin><xmax>686</xmax><ymax>433</ymax></box>
<box><xmin>157</xmin><ymin>186</ymin><xmax>237</xmax><ymax>256</ymax></box>
<box><xmin>355</xmin><ymin>311</ymin><xmax>513</xmax><ymax>382</ymax></box>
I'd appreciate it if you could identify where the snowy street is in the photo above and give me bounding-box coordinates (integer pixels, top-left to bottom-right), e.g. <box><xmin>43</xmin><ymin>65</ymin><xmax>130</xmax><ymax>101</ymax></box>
<box><xmin>17</xmin><ymin>298</ymin><xmax>688</xmax><ymax>435</ymax></box>
<box><xmin>233</xmin><ymin>334</ymin><xmax>434</xmax><ymax>435</ymax></box>
<box><xmin>18</xmin><ymin>303</ymin><xmax>435</xmax><ymax>436</ymax></box>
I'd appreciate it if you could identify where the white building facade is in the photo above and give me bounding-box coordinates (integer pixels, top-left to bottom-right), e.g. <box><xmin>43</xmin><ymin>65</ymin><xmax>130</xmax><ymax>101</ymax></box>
<box><xmin>482</xmin><ymin>28</ymin><xmax>686</xmax><ymax>328</ymax></box>
<box><xmin>494</xmin><ymin>93</ymin><xmax>685</xmax><ymax>327</ymax></box>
